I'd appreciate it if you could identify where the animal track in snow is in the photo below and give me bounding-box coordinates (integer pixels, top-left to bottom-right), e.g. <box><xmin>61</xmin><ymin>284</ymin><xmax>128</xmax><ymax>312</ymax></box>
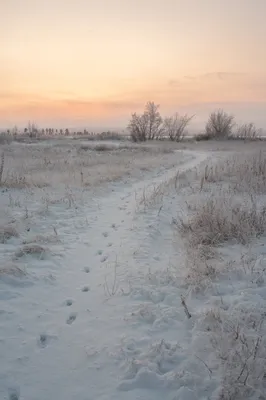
<box><xmin>65</xmin><ymin>299</ymin><xmax>73</xmax><ymax>306</ymax></box>
<box><xmin>66</xmin><ymin>312</ymin><xmax>77</xmax><ymax>325</ymax></box>
<box><xmin>81</xmin><ymin>286</ymin><xmax>90</xmax><ymax>292</ymax></box>
<box><xmin>37</xmin><ymin>333</ymin><xmax>57</xmax><ymax>348</ymax></box>
<box><xmin>8</xmin><ymin>387</ymin><xmax>20</xmax><ymax>400</ymax></box>
<box><xmin>84</xmin><ymin>267</ymin><xmax>90</xmax><ymax>273</ymax></box>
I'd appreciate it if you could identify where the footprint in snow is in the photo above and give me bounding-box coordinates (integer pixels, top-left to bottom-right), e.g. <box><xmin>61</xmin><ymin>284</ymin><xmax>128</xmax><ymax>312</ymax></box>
<box><xmin>8</xmin><ymin>388</ymin><xmax>20</xmax><ymax>400</ymax></box>
<box><xmin>107</xmin><ymin>242</ymin><xmax>113</xmax><ymax>247</ymax></box>
<box><xmin>38</xmin><ymin>333</ymin><xmax>57</xmax><ymax>348</ymax></box>
<box><xmin>97</xmin><ymin>250</ymin><xmax>103</xmax><ymax>255</ymax></box>
<box><xmin>65</xmin><ymin>299</ymin><xmax>73</xmax><ymax>306</ymax></box>
<box><xmin>84</xmin><ymin>267</ymin><xmax>90</xmax><ymax>273</ymax></box>
<box><xmin>82</xmin><ymin>286</ymin><xmax>90</xmax><ymax>292</ymax></box>
<box><xmin>102</xmin><ymin>232</ymin><xmax>109</xmax><ymax>238</ymax></box>
<box><xmin>100</xmin><ymin>255</ymin><xmax>108</xmax><ymax>263</ymax></box>
<box><xmin>66</xmin><ymin>312</ymin><xmax>77</xmax><ymax>325</ymax></box>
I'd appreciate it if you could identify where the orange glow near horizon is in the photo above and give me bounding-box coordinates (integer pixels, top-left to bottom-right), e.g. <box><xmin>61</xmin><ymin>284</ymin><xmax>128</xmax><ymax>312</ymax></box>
<box><xmin>1</xmin><ymin>0</ymin><xmax>266</xmax><ymax>128</ymax></box>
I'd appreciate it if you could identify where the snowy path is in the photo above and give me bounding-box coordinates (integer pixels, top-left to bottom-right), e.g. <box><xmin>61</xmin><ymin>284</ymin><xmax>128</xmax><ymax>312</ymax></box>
<box><xmin>0</xmin><ymin>151</ymin><xmax>209</xmax><ymax>400</ymax></box>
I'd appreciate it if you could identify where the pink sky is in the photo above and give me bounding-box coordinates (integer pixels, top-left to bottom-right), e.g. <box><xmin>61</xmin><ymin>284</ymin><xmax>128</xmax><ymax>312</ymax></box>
<box><xmin>1</xmin><ymin>0</ymin><xmax>266</xmax><ymax>130</ymax></box>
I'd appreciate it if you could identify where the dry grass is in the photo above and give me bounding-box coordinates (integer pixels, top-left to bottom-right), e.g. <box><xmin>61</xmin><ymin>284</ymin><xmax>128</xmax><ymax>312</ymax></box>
<box><xmin>85</xmin><ymin>131</ymin><xmax>124</xmax><ymax>141</ymax></box>
<box><xmin>179</xmin><ymin>149</ymin><xmax>266</xmax><ymax>398</ymax></box>
<box><xmin>180</xmin><ymin>150</ymin><xmax>266</xmax><ymax>255</ymax></box>
<box><xmin>201</xmin><ymin>150</ymin><xmax>266</xmax><ymax>194</ymax></box>
<box><xmin>0</xmin><ymin>224</ymin><xmax>19</xmax><ymax>243</ymax></box>
<box><xmin>0</xmin><ymin>133</ymin><xmax>13</xmax><ymax>144</ymax></box>
<box><xmin>0</xmin><ymin>263</ymin><xmax>26</xmax><ymax>277</ymax></box>
<box><xmin>180</xmin><ymin>194</ymin><xmax>266</xmax><ymax>247</ymax></box>
<box><xmin>15</xmin><ymin>244</ymin><xmax>48</xmax><ymax>258</ymax></box>
<box><xmin>200</xmin><ymin>305</ymin><xmax>266</xmax><ymax>399</ymax></box>
<box><xmin>0</xmin><ymin>140</ymin><xmax>177</xmax><ymax>189</ymax></box>
<box><xmin>22</xmin><ymin>234</ymin><xmax>60</xmax><ymax>245</ymax></box>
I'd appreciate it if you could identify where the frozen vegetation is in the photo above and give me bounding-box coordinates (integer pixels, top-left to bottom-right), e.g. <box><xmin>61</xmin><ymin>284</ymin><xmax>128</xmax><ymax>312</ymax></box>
<box><xmin>0</xmin><ymin>138</ymin><xmax>266</xmax><ymax>399</ymax></box>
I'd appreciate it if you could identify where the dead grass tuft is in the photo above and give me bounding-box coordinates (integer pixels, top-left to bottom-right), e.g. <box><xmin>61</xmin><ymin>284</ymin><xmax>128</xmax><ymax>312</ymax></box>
<box><xmin>0</xmin><ymin>263</ymin><xmax>26</xmax><ymax>277</ymax></box>
<box><xmin>207</xmin><ymin>307</ymin><xmax>266</xmax><ymax>399</ymax></box>
<box><xmin>180</xmin><ymin>194</ymin><xmax>266</xmax><ymax>247</ymax></box>
<box><xmin>22</xmin><ymin>234</ymin><xmax>60</xmax><ymax>245</ymax></box>
<box><xmin>201</xmin><ymin>151</ymin><xmax>266</xmax><ymax>194</ymax></box>
<box><xmin>15</xmin><ymin>244</ymin><xmax>48</xmax><ymax>258</ymax></box>
<box><xmin>0</xmin><ymin>225</ymin><xmax>19</xmax><ymax>243</ymax></box>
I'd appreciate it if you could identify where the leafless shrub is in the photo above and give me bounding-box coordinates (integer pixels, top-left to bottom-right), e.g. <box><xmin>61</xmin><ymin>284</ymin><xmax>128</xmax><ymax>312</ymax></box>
<box><xmin>27</xmin><ymin>121</ymin><xmax>39</xmax><ymax>138</ymax></box>
<box><xmin>205</xmin><ymin>109</ymin><xmax>235</xmax><ymax>139</ymax></box>
<box><xmin>163</xmin><ymin>113</ymin><xmax>194</xmax><ymax>142</ymax></box>
<box><xmin>128</xmin><ymin>101</ymin><xmax>163</xmax><ymax>142</ymax></box>
<box><xmin>128</xmin><ymin>112</ymin><xmax>149</xmax><ymax>142</ymax></box>
<box><xmin>234</xmin><ymin>123</ymin><xmax>262</xmax><ymax>140</ymax></box>
<box><xmin>145</xmin><ymin>101</ymin><xmax>163</xmax><ymax>140</ymax></box>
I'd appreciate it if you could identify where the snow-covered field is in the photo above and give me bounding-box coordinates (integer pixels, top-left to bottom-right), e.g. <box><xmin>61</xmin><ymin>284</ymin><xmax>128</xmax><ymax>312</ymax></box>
<box><xmin>0</xmin><ymin>139</ymin><xmax>266</xmax><ymax>400</ymax></box>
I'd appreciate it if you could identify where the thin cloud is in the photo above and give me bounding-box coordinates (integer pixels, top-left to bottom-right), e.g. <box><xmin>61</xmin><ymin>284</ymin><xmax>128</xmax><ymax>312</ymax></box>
<box><xmin>168</xmin><ymin>79</ymin><xmax>180</xmax><ymax>87</ymax></box>
<box><xmin>0</xmin><ymin>96</ymin><xmax>142</xmax><ymax>121</ymax></box>
<box><xmin>183</xmin><ymin>72</ymin><xmax>247</xmax><ymax>82</ymax></box>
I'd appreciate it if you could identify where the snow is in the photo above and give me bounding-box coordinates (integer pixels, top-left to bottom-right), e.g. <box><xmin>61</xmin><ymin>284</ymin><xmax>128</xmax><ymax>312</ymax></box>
<box><xmin>1</xmin><ymin>141</ymin><xmax>266</xmax><ymax>400</ymax></box>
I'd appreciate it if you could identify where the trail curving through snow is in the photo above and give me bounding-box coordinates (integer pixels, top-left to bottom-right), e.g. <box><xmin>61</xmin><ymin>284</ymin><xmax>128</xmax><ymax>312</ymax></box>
<box><xmin>0</xmin><ymin>150</ymin><xmax>210</xmax><ymax>400</ymax></box>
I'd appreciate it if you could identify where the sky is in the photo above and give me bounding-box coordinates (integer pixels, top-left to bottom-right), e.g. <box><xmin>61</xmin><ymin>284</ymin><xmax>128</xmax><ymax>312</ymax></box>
<box><xmin>1</xmin><ymin>0</ymin><xmax>266</xmax><ymax>131</ymax></box>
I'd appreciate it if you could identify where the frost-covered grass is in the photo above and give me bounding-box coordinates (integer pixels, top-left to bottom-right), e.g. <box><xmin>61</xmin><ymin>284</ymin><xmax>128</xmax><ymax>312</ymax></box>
<box><xmin>0</xmin><ymin>140</ymin><xmax>178</xmax><ymax>189</ymax></box>
<box><xmin>200</xmin><ymin>150</ymin><xmax>266</xmax><ymax>193</ymax></box>
<box><xmin>1</xmin><ymin>139</ymin><xmax>266</xmax><ymax>400</ymax></box>
<box><xmin>178</xmin><ymin>149</ymin><xmax>266</xmax><ymax>398</ymax></box>
<box><xmin>0</xmin><ymin>140</ymin><xmax>184</xmax><ymax>270</ymax></box>
<box><xmin>180</xmin><ymin>194</ymin><xmax>266</xmax><ymax>247</ymax></box>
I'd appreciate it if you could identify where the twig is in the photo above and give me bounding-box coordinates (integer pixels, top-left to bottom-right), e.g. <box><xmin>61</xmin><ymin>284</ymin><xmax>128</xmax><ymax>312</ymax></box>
<box><xmin>195</xmin><ymin>355</ymin><xmax>213</xmax><ymax>379</ymax></box>
<box><xmin>157</xmin><ymin>205</ymin><xmax>163</xmax><ymax>216</ymax></box>
<box><xmin>181</xmin><ymin>295</ymin><xmax>191</xmax><ymax>319</ymax></box>
<box><xmin>0</xmin><ymin>152</ymin><xmax>4</xmax><ymax>183</ymax></box>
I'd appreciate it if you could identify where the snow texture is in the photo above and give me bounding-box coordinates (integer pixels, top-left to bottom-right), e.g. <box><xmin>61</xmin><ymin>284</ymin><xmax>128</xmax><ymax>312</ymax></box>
<box><xmin>0</xmin><ymin>140</ymin><xmax>266</xmax><ymax>400</ymax></box>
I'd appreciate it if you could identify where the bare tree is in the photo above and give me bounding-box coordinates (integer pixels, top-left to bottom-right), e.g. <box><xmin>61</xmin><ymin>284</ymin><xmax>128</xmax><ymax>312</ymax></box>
<box><xmin>28</xmin><ymin>121</ymin><xmax>38</xmax><ymax>138</ymax></box>
<box><xmin>205</xmin><ymin>109</ymin><xmax>235</xmax><ymax>139</ymax></box>
<box><xmin>163</xmin><ymin>113</ymin><xmax>194</xmax><ymax>142</ymax></box>
<box><xmin>235</xmin><ymin>122</ymin><xmax>261</xmax><ymax>140</ymax></box>
<box><xmin>128</xmin><ymin>101</ymin><xmax>163</xmax><ymax>142</ymax></box>
<box><xmin>128</xmin><ymin>112</ymin><xmax>149</xmax><ymax>142</ymax></box>
<box><xmin>145</xmin><ymin>101</ymin><xmax>163</xmax><ymax>140</ymax></box>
